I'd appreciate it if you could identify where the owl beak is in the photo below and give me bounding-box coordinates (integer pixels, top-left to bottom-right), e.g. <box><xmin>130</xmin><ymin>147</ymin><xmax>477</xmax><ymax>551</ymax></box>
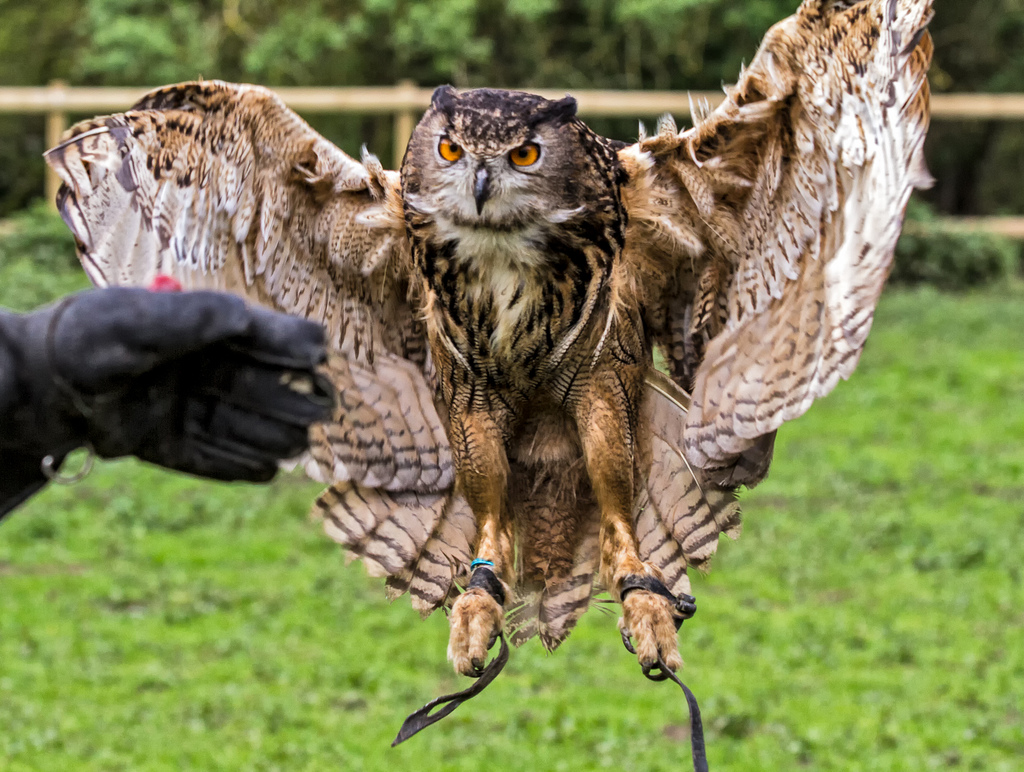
<box><xmin>473</xmin><ymin>166</ymin><xmax>491</xmax><ymax>215</ymax></box>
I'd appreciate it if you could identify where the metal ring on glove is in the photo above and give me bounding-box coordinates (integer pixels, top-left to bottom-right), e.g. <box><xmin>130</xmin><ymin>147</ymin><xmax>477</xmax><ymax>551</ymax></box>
<box><xmin>42</xmin><ymin>443</ymin><xmax>96</xmax><ymax>485</ymax></box>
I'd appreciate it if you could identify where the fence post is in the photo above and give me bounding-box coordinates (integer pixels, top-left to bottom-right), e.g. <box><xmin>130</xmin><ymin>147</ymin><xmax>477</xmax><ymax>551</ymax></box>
<box><xmin>393</xmin><ymin>79</ymin><xmax>417</xmax><ymax>168</ymax></box>
<box><xmin>44</xmin><ymin>80</ymin><xmax>68</xmax><ymax>211</ymax></box>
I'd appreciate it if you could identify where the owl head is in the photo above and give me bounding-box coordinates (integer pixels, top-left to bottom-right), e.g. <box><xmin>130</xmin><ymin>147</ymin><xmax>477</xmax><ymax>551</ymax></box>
<box><xmin>401</xmin><ymin>87</ymin><xmax>590</xmax><ymax>229</ymax></box>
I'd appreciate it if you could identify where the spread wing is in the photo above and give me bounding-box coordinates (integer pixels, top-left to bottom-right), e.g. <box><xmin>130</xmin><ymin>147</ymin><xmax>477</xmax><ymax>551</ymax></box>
<box><xmin>620</xmin><ymin>0</ymin><xmax>934</xmax><ymax>484</ymax></box>
<box><xmin>46</xmin><ymin>81</ymin><xmax>473</xmax><ymax>612</ymax></box>
<box><xmin>46</xmin><ymin>79</ymin><xmax>450</xmax><ymax>493</ymax></box>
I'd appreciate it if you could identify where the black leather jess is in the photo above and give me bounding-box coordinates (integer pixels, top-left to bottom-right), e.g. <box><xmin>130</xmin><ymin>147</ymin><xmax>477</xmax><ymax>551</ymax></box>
<box><xmin>395</xmin><ymin>567</ymin><xmax>709</xmax><ymax>772</ymax></box>
<box><xmin>620</xmin><ymin>573</ymin><xmax>708</xmax><ymax>772</ymax></box>
<box><xmin>393</xmin><ymin>564</ymin><xmax>510</xmax><ymax>746</ymax></box>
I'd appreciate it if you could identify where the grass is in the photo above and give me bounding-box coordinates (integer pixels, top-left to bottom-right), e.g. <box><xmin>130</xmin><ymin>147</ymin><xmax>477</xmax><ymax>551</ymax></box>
<box><xmin>0</xmin><ymin>234</ymin><xmax>1022</xmax><ymax>769</ymax></box>
<box><xmin>0</xmin><ymin>204</ymin><xmax>89</xmax><ymax>311</ymax></box>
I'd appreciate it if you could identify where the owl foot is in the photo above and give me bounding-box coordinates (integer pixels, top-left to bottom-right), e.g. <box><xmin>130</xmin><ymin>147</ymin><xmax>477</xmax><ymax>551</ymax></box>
<box><xmin>448</xmin><ymin>583</ymin><xmax>505</xmax><ymax>677</ymax></box>
<box><xmin>617</xmin><ymin>575</ymin><xmax>695</xmax><ymax>675</ymax></box>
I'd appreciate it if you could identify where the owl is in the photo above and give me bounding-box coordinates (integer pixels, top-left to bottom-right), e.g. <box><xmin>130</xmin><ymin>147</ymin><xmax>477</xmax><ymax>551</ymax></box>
<box><xmin>46</xmin><ymin>0</ymin><xmax>933</xmax><ymax>685</ymax></box>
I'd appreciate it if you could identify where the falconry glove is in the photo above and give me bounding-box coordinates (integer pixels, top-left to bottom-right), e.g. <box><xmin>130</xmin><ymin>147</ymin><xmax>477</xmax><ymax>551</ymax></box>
<box><xmin>0</xmin><ymin>287</ymin><xmax>334</xmax><ymax>519</ymax></box>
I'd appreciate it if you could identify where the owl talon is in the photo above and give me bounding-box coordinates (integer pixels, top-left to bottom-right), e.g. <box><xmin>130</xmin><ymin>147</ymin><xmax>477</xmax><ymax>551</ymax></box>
<box><xmin>620</xmin><ymin>625</ymin><xmax>636</xmax><ymax>655</ymax></box>
<box><xmin>618</xmin><ymin>575</ymin><xmax>686</xmax><ymax>673</ymax></box>
<box><xmin>447</xmin><ymin>586</ymin><xmax>505</xmax><ymax>677</ymax></box>
<box><xmin>641</xmin><ymin>657</ymin><xmax>674</xmax><ymax>682</ymax></box>
<box><xmin>620</xmin><ymin>626</ymin><xmax>675</xmax><ymax>682</ymax></box>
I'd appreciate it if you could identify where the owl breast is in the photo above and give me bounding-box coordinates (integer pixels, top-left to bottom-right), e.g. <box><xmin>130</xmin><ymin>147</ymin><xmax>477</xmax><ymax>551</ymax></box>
<box><xmin>442</xmin><ymin>221</ymin><xmax>551</xmax><ymax>358</ymax></box>
<box><xmin>415</xmin><ymin>216</ymin><xmax>613</xmax><ymax>394</ymax></box>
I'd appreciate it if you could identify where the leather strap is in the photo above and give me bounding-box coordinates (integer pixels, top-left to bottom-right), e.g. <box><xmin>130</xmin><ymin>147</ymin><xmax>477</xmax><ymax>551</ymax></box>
<box><xmin>619</xmin><ymin>574</ymin><xmax>696</xmax><ymax>630</ymax></box>
<box><xmin>467</xmin><ymin>564</ymin><xmax>506</xmax><ymax>606</ymax></box>
<box><xmin>655</xmin><ymin>655</ymin><xmax>709</xmax><ymax>772</ymax></box>
<box><xmin>392</xmin><ymin>633</ymin><xmax>509</xmax><ymax>746</ymax></box>
<box><xmin>619</xmin><ymin>574</ymin><xmax>708</xmax><ymax>772</ymax></box>
<box><xmin>391</xmin><ymin>564</ymin><xmax>508</xmax><ymax>745</ymax></box>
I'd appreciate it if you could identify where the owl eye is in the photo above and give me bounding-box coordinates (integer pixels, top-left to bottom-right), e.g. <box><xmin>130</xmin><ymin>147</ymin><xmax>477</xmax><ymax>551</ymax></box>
<box><xmin>509</xmin><ymin>143</ymin><xmax>541</xmax><ymax>167</ymax></box>
<box><xmin>438</xmin><ymin>137</ymin><xmax>463</xmax><ymax>163</ymax></box>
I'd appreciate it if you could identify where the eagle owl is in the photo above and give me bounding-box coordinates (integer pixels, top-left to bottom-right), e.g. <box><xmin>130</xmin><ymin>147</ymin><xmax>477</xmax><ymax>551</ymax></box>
<box><xmin>45</xmin><ymin>0</ymin><xmax>934</xmax><ymax>680</ymax></box>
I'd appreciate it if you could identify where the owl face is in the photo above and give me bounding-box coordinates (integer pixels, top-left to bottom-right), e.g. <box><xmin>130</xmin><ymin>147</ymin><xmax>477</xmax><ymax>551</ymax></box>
<box><xmin>403</xmin><ymin>87</ymin><xmax>588</xmax><ymax>230</ymax></box>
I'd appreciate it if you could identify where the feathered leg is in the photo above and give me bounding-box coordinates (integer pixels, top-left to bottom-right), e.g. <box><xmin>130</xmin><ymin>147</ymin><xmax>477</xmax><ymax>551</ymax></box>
<box><xmin>445</xmin><ymin>407</ymin><xmax>513</xmax><ymax>676</ymax></box>
<box><xmin>576</xmin><ymin>360</ymin><xmax>683</xmax><ymax>672</ymax></box>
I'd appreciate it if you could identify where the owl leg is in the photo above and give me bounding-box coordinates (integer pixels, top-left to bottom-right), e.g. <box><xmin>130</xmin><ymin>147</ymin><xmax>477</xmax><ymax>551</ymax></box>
<box><xmin>575</xmin><ymin>374</ymin><xmax>684</xmax><ymax>673</ymax></box>
<box><xmin>446</xmin><ymin>409</ymin><xmax>513</xmax><ymax>677</ymax></box>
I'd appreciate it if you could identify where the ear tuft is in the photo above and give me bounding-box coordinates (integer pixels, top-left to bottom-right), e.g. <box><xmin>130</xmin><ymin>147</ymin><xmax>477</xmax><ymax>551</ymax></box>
<box><xmin>546</xmin><ymin>95</ymin><xmax>578</xmax><ymax>125</ymax></box>
<box><xmin>431</xmin><ymin>85</ymin><xmax>457</xmax><ymax>119</ymax></box>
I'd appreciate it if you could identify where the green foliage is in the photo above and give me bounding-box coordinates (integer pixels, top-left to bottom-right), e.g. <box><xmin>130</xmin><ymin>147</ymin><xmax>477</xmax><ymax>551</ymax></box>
<box><xmin>243</xmin><ymin>8</ymin><xmax>354</xmax><ymax>85</ymax></box>
<box><xmin>892</xmin><ymin>199</ymin><xmax>1021</xmax><ymax>290</ymax></box>
<box><xmin>0</xmin><ymin>0</ymin><xmax>794</xmax><ymax>213</ymax></box>
<box><xmin>0</xmin><ymin>0</ymin><xmax>799</xmax><ymax>93</ymax></box>
<box><xmin>0</xmin><ymin>116</ymin><xmax>48</xmax><ymax>221</ymax></box>
<box><xmin>974</xmin><ymin>126</ymin><xmax>1024</xmax><ymax>216</ymax></box>
<box><xmin>1</xmin><ymin>286</ymin><xmax>1022</xmax><ymax>771</ymax></box>
<box><xmin>79</xmin><ymin>0</ymin><xmax>220</xmax><ymax>85</ymax></box>
<box><xmin>0</xmin><ymin>202</ymin><xmax>88</xmax><ymax>311</ymax></box>
<box><xmin>1</xmin><ymin>0</ymin><xmax>1022</xmax><ymax>222</ymax></box>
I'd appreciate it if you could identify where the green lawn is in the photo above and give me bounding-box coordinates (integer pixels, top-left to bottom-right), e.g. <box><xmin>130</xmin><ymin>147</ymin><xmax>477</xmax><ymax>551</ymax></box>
<box><xmin>1</xmin><ymin>285</ymin><xmax>1022</xmax><ymax>772</ymax></box>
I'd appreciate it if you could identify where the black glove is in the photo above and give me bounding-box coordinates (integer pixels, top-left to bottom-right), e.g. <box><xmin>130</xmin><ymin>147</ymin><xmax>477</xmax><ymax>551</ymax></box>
<box><xmin>0</xmin><ymin>288</ymin><xmax>334</xmax><ymax>519</ymax></box>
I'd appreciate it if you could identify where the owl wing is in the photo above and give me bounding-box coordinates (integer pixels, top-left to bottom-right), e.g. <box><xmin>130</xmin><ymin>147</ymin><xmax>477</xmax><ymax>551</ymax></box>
<box><xmin>620</xmin><ymin>0</ymin><xmax>933</xmax><ymax>484</ymax></box>
<box><xmin>48</xmin><ymin>80</ymin><xmax>456</xmax><ymax>493</ymax></box>
<box><xmin>46</xmin><ymin>80</ymin><xmax>474</xmax><ymax>612</ymax></box>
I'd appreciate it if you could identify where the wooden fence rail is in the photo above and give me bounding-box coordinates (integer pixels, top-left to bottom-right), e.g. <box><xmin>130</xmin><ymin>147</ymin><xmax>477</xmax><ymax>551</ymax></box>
<box><xmin>2</xmin><ymin>82</ymin><xmax>1024</xmax><ymax>235</ymax></box>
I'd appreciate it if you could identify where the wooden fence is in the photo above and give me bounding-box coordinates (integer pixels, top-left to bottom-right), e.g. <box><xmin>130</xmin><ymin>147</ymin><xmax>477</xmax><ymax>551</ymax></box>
<box><xmin>3</xmin><ymin>82</ymin><xmax>1024</xmax><ymax>235</ymax></box>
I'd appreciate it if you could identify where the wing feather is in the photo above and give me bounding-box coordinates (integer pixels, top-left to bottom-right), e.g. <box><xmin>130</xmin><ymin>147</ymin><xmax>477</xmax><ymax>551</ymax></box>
<box><xmin>641</xmin><ymin>371</ymin><xmax>742</xmax><ymax>576</ymax></box>
<box><xmin>621</xmin><ymin>0</ymin><xmax>934</xmax><ymax>476</ymax></box>
<box><xmin>45</xmin><ymin>79</ymin><xmax>454</xmax><ymax>498</ymax></box>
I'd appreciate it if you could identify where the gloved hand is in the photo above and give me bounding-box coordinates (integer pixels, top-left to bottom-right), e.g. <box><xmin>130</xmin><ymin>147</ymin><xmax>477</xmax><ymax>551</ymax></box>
<box><xmin>0</xmin><ymin>288</ymin><xmax>335</xmax><ymax>518</ymax></box>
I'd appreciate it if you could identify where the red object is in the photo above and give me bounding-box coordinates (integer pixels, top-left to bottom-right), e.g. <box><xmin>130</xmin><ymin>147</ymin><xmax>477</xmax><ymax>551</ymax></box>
<box><xmin>148</xmin><ymin>275</ymin><xmax>183</xmax><ymax>292</ymax></box>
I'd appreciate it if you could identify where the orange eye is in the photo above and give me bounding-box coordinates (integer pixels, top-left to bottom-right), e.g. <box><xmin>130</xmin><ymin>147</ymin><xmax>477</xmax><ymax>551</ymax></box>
<box><xmin>509</xmin><ymin>142</ymin><xmax>541</xmax><ymax>167</ymax></box>
<box><xmin>438</xmin><ymin>137</ymin><xmax>463</xmax><ymax>163</ymax></box>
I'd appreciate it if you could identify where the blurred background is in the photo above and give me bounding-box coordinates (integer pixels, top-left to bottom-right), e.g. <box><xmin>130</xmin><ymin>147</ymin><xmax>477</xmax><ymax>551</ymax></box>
<box><xmin>0</xmin><ymin>2</ymin><xmax>1021</xmax><ymax>771</ymax></box>
<box><xmin>2</xmin><ymin>0</ymin><xmax>1024</xmax><ymax>290</ymax></box>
